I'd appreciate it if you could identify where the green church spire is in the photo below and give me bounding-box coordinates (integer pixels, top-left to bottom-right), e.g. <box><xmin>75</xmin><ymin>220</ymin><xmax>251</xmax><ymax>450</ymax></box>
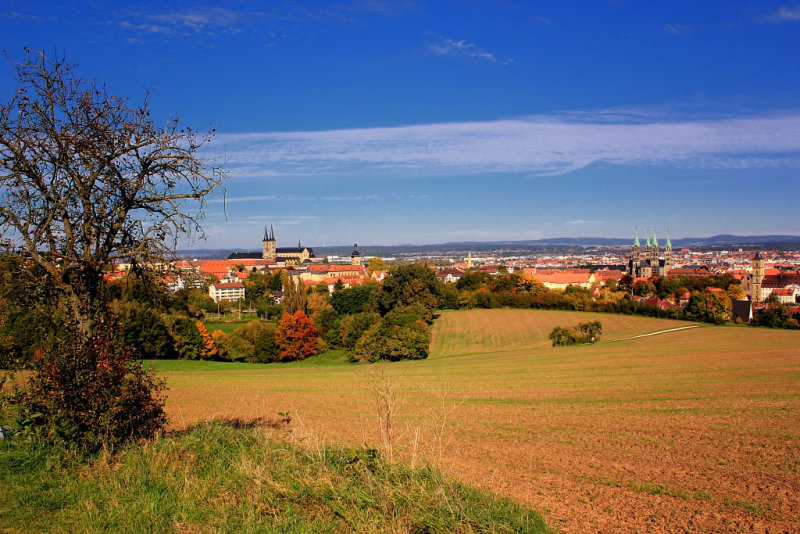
<box><xmin>665</xmin><ymin>229</ymin><xmax>672</xmax><ymax>249</ymax></box>
<box><xmin>633</xmin><ymin>227</ymin><xmax>640</xmax><ymax>248</ymax></box>
<box><xmin>652</xmin><ymin>228</ymin><xmax>658</xmax><ymax>248</ymax></box>
<box><xmin>645</xmin><ymin>229</ymin><xmax>651</xmax><ymax>248</ymax></box>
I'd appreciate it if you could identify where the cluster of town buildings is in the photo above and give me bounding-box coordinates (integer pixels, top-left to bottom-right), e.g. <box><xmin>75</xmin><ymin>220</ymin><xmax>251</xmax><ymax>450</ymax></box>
<box><xmin>104</xmin><ymin>227</ymin><xmax>800</xmax><ymax>318</ymax></box>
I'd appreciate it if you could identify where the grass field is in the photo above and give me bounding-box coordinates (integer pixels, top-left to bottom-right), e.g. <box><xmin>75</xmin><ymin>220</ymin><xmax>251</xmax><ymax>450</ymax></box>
<box><xmin>153</xmin><ymin>309</ymin><xmax>799</xmax><ymax>533</ymax></box>
<box><xmin>1</xmin><ymin>422</ymin><xmax>546</xmax><ymax>533</ymax></box>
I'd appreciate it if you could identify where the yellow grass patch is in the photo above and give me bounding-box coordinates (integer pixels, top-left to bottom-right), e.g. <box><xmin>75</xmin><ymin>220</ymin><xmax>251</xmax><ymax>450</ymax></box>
<box><xmin>430</xmin><ymin>308</ymin><xmax>697</xmax><ymax>356</ymax></box>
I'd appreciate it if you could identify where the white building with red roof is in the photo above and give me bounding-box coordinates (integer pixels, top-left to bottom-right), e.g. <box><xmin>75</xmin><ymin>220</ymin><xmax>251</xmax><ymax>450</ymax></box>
<box><xmin>209</xmin><ymin>282</ymin><xmax>245</xmax><ymax>303</ymax></box>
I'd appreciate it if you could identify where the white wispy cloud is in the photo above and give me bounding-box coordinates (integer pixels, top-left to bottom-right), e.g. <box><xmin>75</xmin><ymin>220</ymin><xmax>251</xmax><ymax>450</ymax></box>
<box><xmin>148</xmin><ymin>7</ymin><xmax>246</xmax><ymax>31</ymax></box>
<box><xmin>766</xmin><ymin>5</ymin><xmax>800</xmax><ymax>21</ymax></box>
<box><xmin>663</xmin><ymin>23</ymin><xmax>691</xmax><ymax>33</ymax></box>
<box><xmin>429</xmin><ymin>36</ymin><xmax>513</xmax><ymax>65</ymax></box>
<box><xmin>205</xmin><ymin>110</ymin><xmax>800</xmax><ymax>179</ymax></box>
<box><xmin>117</xmin><ymin>7</ymin><xmax>249</xmax><ymax>38</ymax></box>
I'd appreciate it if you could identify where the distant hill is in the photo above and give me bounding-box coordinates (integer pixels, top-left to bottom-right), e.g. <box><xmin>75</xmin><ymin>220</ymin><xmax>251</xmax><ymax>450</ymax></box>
<box><xmin>179</xmin><ymin>234</ymin><xmax>800</xmax><ymax>259</ymax></box>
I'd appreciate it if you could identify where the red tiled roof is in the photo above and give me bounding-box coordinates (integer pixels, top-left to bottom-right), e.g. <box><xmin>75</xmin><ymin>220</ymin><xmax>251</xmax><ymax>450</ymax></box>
<box><xmin>530</xmin><ymin>272</ymin><xmax>592</xmax><ymax>285</ymax></box>
<box><xmin>593</xmin><ymin>269</ymin><xmax>624</xmax><ymax>281</ymax></box>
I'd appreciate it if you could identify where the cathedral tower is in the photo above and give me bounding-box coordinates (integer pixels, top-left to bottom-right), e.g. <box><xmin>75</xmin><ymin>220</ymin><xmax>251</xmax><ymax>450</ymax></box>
<box><xmin>663</xmin><ymin>230</ymin><xmax>672</xmax><ymax>275</ymax></box>
<box><xmin>629</xmin><ymin>228</ymin><xmax>641</xmax><ymax>276</ymax></box>
<box><xmin>262</xmin><ymin>225</ymin><xmax>277</xmax><ymax>260</ymax></box>
<box><xmin>650</xmin><ymin>228</ymin><xmax>659</xmax><ymax>267</ymax></box>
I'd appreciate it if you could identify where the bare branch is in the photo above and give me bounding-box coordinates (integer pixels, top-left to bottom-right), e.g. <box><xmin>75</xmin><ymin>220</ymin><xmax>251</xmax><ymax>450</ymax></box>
<box><xmin>0</xmin><ymin>50</ymin><xmax>227</xmax><ymax>335</ymax></box>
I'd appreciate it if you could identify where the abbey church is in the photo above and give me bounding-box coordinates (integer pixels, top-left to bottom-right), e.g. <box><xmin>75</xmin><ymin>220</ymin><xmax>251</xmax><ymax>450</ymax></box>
<box><xmin>627</xmin><ymin>228</ymin><xmax>672</xmax><ymax>277</ymax></box>
<box><xmin>228</xmin><ymin>225</ymin><xmax>317</xmax><ymax>265</ymax></box>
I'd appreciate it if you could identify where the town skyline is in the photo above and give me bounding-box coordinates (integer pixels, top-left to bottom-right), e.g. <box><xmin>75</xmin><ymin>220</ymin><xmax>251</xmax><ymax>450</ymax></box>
<box><xmin>3</xmin><ymin>1</ymin><xmax>800</xmax><ymax>247</ymax></box>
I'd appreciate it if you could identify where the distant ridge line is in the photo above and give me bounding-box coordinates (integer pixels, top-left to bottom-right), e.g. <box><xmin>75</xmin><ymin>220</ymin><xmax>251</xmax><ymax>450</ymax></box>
<box><xmin>179</xmin><ymin>234</ymin><xmax>800</xmax><ymax>258</ymax></box>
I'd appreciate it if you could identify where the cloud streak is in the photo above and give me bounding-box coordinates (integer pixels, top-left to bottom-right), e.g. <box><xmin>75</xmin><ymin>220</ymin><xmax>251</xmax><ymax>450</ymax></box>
<box><xmin>206</xmin><ymin>110</ymin><xmax>800</xmax><ymax>179</ymax></box>
<box><xmin>766</xmin><ymin>5</ymin><xmax>800</xmax><ymax>21</ymax></box>
<box><xmin>429</xmin><ymin>36</ymin><xmax>513</xmax><ymax>64</ymax></box>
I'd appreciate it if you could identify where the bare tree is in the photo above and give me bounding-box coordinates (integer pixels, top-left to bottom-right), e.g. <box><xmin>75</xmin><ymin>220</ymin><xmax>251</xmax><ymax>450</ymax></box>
<box><xmin>0</xmin><ymin>50</ymin><xmax>226</xmax><ymax>336</ymax></box>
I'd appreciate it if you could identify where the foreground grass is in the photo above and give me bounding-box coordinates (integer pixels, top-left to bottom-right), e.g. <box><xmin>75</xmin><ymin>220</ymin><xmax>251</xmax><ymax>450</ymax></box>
<box><xmin>0</xmin><ymin>421</ymin><xmax>547</xmax><ymax>533</ymax></box>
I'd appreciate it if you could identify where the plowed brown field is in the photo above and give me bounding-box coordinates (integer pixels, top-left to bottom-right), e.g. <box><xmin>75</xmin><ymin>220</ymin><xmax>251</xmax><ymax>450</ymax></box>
<box><xmin>161</xmin><ymin>310</ymin><xmax>800</xmax><ymax>533</ymax></box>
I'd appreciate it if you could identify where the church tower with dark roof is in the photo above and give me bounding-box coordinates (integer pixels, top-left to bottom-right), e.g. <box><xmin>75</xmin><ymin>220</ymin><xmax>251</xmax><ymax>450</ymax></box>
<box><xmin>350</xmin><ymin>243</ymin><xmax>362</xmax><ymax>266</ymax></box>
<box><xmin>262</xmin><ymin>225</ymin><xmax>276</xmax><ymax>260</ymax></box>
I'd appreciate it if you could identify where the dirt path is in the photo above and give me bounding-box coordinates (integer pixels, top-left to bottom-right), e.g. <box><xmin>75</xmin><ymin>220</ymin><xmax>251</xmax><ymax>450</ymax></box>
<box><xmin>605</xmin><ymin>325</ymin><xmax>700</xmax><ymax>342</ymax></box>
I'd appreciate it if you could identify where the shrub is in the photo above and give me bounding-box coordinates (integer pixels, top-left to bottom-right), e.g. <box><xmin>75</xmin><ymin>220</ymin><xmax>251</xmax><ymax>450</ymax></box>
<box><xmin>6</xmin><ymin>316</ymin><xmax>166</xmax><ymax>452</ymax></box>
<box><xmin>353</xmin><ymin>320</ymin><xmax>430</xmax><ymax>362</ymax></box>
<box><xmin>549</xmin><ymin>321</ymin><xmax>602</xmax><ymax>346</ymax></box>
<box><xmin>232</xmin><ymin>321</ymin><xmax>279</xmax><ymax>363</ymax></box>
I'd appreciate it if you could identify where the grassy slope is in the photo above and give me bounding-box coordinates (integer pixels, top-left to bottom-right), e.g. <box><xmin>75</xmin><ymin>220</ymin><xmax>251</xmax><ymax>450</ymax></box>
<box><xmin>0</xmin><ymin>422</ymin><xmax>547</xmax><ymax>533</ymax></box>
<box><xmin>148</xmin><ymin>310</ymin><xmax>800</xmax><ymax>532</ymax></box>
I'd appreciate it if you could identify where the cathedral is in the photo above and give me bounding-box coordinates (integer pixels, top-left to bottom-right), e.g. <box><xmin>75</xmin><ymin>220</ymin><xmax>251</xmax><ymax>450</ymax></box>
<box><xmin>627</xmin><ymin>228</ymin><xmax>672</xmax><ymax>277</ymax></box>
<box><xmin>227</xmin><ymin>225</ymin><xmax>317</xmax><ymax>265</ymax></box>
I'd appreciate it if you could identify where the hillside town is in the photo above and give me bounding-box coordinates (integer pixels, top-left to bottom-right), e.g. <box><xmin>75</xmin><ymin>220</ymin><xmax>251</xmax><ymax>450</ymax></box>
<box><xmin>100</xmin><ymin>226</ymin><xmax>800</xmax><ymax>324</ymax></box>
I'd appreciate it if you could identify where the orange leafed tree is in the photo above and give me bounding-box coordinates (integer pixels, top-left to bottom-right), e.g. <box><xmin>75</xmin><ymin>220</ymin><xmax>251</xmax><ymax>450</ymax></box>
<box><xmin>196</xmin><ymin>321</ymin><xmax>218</xmax><ymax>360</ymax></box>
<box><xmin>275</xmin><ymin>311</ymin><xmax>317</xmax><ymax>361</ymax></box>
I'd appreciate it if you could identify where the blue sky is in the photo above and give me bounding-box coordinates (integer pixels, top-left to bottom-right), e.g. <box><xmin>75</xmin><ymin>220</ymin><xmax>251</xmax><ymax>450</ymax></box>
<box><xmin>2</xmin><ymin>1</ymin><xmax>800</xmax><ymax>248</ymax></box>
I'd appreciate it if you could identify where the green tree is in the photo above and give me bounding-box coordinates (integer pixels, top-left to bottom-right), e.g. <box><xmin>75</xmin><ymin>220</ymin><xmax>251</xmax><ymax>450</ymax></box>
<box><xmin>576</xmin><ymin>320</ymin><xmax>602</xmax><ymax>342</ymax></box>
<box><xmin>244</xmin><ymin>272</ymin><xmax>273</xmax><ymax>301</ymax></box>
<box><xmin>456</xmin><ymin>271</ymin><xmax>492</xmax><ymax>291</ymax></box>
<box><xmin>117</xmin><ymin>303</ymin><xmax>175</xmax><ymax>359</ymax></box>
<box><xmin>211</xmin><ymin>330</ymin><xmax>233</xmax><ymax>360</ymax></box>
<box><xmin>330</xmin><ymin>283</ymin><xmax>378</xmax><ymax>315</ymax></box>
<box><xmin>282</xmin><ymin>272</ymin><xmax>307</xmax><ymax>315</ymax></box>
<box><xmin>269</xmin><ymin>271</ymin><xmax>284</xmax><ymax>291</ymax></box>
<box><xmin>633</xmin><ymin>280</ymin><xmax>657</xmax><ymax>298</ymax></box>
<box><xmin>367</xmin><ymin>256</ymin><xmax>388</xmax><ymax>273</ymax></box>
<box><xmin>548</xmin><ymin>326</ymin><xmax>576</xmax><ymax>346</ymax></box>
<box><xmin>685</xmin><ymin>290</ymin><xmax>732</xmax><ymax>324</ymax></box>
<box><xmin>171</xmin><ymin>318</ymin><xmax>203</xmax><ymax>360</ymax></box>
<box><xmin>353</xmin><ymin>320</ymin><xmax>430</xmax><ymax>362</ymax></box>
<box><xmin>232</xmin><ymin>320</ymin><xmax>280</xmax><ymax>363</ymax></box>
<box><xmin>618</xmin><ymin>274</ymin><xmax>634</xmax><ymax>294</ymax></box>
<box><xmin>377</xmin><ymin>263</ymin><xmax>442</xmax><ymax>320</ymax></box>
<box><xmin>339</xmin><ymin>311</ymin><xmax>381</xmax><ymax>350</ymax></box>
<box><xmin>187</xmin><ymin>289</ymin><xmax>216</xmax><ymax>315</ymax></box>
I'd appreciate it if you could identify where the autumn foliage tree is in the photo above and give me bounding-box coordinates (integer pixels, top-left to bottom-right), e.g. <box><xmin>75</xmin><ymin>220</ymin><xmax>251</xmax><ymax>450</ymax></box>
<box><xmin>275</xmin><ymin>311</ymin><xmax>318</xmax><ymax>361</ymax></box>
<box><xmin>195</xmin><ymin>321</ymin><xmax>218</xmax><ymax>360</ymax></box>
